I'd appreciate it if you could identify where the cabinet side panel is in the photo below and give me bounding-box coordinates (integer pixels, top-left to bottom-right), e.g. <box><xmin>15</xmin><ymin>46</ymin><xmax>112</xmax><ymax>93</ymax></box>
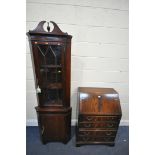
<box><xmin>64</xmin><ymin>39</ymin><xmax>71</xmax><ymax>107</ymax></box>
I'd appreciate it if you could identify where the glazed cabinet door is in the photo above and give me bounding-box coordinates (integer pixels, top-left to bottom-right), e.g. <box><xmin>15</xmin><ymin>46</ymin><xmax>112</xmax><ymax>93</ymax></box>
<box><xmin>32</xmin><ymin>42</ymin><xmax>66</xmax><ymax>106</ymax></box>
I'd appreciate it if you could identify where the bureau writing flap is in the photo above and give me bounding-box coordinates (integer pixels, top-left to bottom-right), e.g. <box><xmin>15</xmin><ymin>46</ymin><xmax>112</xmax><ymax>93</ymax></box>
<box><xmin>79</xmin><ymin>87</ymin><xmax>122</xmax><ymax>115</ymax></box>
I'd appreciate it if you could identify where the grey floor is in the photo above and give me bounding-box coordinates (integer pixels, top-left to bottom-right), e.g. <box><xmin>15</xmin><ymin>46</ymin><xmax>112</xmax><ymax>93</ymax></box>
<box><xmin>26</xmin><ymin>126</ymin><xmax>129</xmax><ymax>155</ymax></box>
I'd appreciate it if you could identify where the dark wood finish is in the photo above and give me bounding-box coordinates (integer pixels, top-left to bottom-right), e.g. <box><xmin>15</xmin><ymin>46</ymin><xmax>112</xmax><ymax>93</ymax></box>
<box><xmin>76</xmin><ymin>87</ymin><xmax>122</xmax><ymax>147</ymax></box>
<box><xmin>27</xmin><ymin>21</ymin><xmax>72</xmax><ymax>144</ymax></box>
<box><xmin>29</xmin><ymin>21</ymin><xmax>69</xmax><ymax>36</ymax></box>
<box><xmin>36</xmin><ymin>107</ymin><xmax>71</xmax><ymax>144</ymax></box>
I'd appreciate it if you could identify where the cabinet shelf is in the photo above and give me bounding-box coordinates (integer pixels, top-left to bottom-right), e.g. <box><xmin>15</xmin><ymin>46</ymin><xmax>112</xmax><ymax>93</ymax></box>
<box><xmin>41</xmin><ymin>65</ymin><xmax>62</xmax><ymax>68</ymax></box>
<box><xmin>43</xmin><ymin>99</ymin><xmax>63</xmax><ymax>106</ymax></box>
<box><xmin>41</xmin><ymin>82</ymin><xmax>62</xmax><ymax>89</ymax></box>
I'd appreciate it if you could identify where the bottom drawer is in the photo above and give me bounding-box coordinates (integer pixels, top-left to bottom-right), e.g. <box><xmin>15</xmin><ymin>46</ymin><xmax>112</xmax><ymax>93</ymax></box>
<box><xmin>77</xmin><ymin>136</ymin><xmax>115</xmax><ymax>142</ymax></box>
<box><xmin>78</xmin><ymin>130</ymin><xmax>117</xmax><ymax>137</ymax></box>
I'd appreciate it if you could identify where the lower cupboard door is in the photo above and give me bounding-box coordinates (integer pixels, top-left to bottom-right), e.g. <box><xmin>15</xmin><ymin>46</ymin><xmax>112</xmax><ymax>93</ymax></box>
<box><xmin>39</xmin><ymin>114</ymin><xmax>68</xmax><ymax>142</ymax></box>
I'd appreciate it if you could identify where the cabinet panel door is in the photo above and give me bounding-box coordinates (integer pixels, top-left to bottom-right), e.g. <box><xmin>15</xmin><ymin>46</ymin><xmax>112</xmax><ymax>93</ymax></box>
<box><xmin>40</xmin><ymin>114</ymin><xmax>66</xmax><ymax>141</ymax></box>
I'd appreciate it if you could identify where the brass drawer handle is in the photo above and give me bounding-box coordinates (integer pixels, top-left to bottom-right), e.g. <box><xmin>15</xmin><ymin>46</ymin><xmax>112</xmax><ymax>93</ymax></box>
<box><xmin>86</xmin><ymin>116</ymin><xmax>93</xmax><ymax>121</ymax></box>
<box><xmin>105</xmin><ymin>131</ymin><xmax>113</xmax><ymax>136</ymax></box>
<box><xmin>80</xmin><ymin>131</ymin><xmax>89</xmax><ymax>136</ymax></box>
<box><xmin>107</xmin><ymin>123</ymin><xmax>114</xmax><ymax>128</ymax></box>
<box><xmin>104</xmin><ymin>137</ymin><xmax>111</xmax><ymax>141</ymax></box>
<box><xmin>84</xmin><ymin>124</ymin><xmax>91</xmax><ymax>128</ymax></box>
<box><xmin>83</xmin><ymin>137</ymin><xmax>89</xmax><ymax>141</ymax></box>
<box><xmin>84</xmin><ymin>131</ymin><xmax>89</xmax><ymax>135</ymax></box>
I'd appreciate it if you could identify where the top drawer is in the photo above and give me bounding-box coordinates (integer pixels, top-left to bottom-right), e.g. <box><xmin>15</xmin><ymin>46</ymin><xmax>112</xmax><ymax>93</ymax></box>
<box><xmin>79</xmin><ymin>115</ymin><xmax>121</xmax><ymax>122</ymax></box>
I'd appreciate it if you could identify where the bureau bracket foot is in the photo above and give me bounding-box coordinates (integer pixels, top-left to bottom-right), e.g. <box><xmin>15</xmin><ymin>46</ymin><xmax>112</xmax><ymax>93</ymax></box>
<box><xmin>42</xmin><ymin>141</ymin><xmax>47</xmax><ymax>145</ymax></box>
<box><xmin>76</xmin><ymin>144</ymin><xmax>81</xmax><ymax>147</ymax></box>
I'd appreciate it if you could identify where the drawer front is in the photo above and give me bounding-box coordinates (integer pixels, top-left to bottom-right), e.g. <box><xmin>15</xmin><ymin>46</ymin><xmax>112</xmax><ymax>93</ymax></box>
<box><xmin>79</xmin><ymin>115</ymin><xmax>120</xmax><ymax>122</ymax></box>
<box><xmin>79</xmin><ymin>122</ymin><xmax>119</xmax><ymax>129</ymax></box>
<box><xmin>78</xmin><ymin>130</ymin><xmax>117</xmax><ymax>137</ymax></box>
<box><xmin>77</xmin><ymin>136</ymin><xmax>115</xmax><ymax>142</ymax></box>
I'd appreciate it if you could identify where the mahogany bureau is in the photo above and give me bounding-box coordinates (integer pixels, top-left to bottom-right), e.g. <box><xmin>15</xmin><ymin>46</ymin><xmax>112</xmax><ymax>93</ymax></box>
<box><xmin>76</xmin><ymin>87</ymin><xmax>122</xmax><ymax>146</ymax></box>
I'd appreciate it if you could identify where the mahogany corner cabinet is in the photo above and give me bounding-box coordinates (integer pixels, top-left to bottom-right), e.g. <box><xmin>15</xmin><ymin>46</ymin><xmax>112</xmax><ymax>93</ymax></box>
<box><xmin>76</xmin><ymin>87</ymin><xmax>122</xmax><ymax>147</ymax></box>
<box><xmin>27</xmin><ymin>21</ymin><xmax>72</xmax><ymax>144</ymax></box>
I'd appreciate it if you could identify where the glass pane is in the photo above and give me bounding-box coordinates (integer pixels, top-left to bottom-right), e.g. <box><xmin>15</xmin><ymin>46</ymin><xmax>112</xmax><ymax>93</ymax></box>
<box><xmin>39</xmin><ymin>89</ymin><xmax>63</xmax><ymax>106</ymax></box>
<box><xmin>37</xmin><ymin>44</ymin><xmax>64</xmax><ymax>106</ymax></box>
<box><xmin>40</xmin><ymin>67</ymin><xmax>62</xmax><ymax>84</ymax></box>
<box><xmin>37</xmin><ymin>45</ymin><xmax>63</xmax><ymax>66</ymax></box>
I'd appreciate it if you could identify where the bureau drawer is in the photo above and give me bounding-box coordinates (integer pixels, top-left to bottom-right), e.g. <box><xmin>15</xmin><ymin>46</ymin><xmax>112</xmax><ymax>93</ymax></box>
<box><xmin>79</xmin><ymin>122</ymin><xmax>119</xmax><ymax>129</ymax></box>
<box><xmin>79</xmin><ymin>115</ymin><xmax>120</xmax><ymax>122</ymax></box>
<box><xmin>77</xmin><ymin>136</ymin><xmax>115</xmax><ymax>142</ymax></box>
<box><xmin>78</xmin><ymin>130</ymin><xmax>117</xmax><ymax>137</ymax></box>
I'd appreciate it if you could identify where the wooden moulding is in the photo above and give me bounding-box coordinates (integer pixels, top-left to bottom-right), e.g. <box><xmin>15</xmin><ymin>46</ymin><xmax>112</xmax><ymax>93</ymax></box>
<box><xmin>27</xmin><ymin>21</ymin><xmax>72</xmax><ymax>38</ymax></box>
